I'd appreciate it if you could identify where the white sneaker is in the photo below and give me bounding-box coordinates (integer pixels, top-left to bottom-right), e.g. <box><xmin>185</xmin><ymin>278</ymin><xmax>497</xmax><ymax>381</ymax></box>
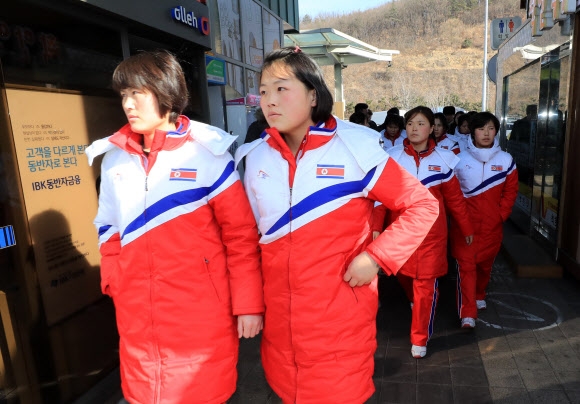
<box><xmin>410</xmin><ymin>302</ymin><xmax>414</xmax><ymax>309</ymax></box>
<box><xmin>411</xmin><ymin>345</ymin><xmax>427</xmax><ymax>358</ymax></box>
<box><xmin>461</xmin><ymin>317</ymin><xmax>476</xmax><ymax>328</ymax></box>
<box><xmin>476</xmin><ymin>300</ymin><xmax>487</xmax><ymax>310</ymax></box>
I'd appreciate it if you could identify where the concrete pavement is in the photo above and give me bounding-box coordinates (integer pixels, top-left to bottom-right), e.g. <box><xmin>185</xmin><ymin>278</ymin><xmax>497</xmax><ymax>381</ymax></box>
<box><xmin>94</xmin><ymin>226</ymin><xmax>580</xmax><ymax>404</ymax></box>
<box><xmin>230</xmin><ymin>251</ymin><xmax>580</xmax><ymax>404</ymax></box>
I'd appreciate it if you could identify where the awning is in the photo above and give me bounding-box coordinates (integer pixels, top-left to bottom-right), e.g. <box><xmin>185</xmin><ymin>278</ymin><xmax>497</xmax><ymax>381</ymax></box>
<box><xmin>284</xmin><ymin>28</ymin><xmax>399</xmax><ymax>67</ymax></box>
<box><xmin>283</xmin><ymin>28</ymin><xmax>399</xmax><ymax>119</ymax></box>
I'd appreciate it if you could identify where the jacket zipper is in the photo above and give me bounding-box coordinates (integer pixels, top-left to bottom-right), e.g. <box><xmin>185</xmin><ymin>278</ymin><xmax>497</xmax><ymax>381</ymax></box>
<box><xmin>139</xmin><ymin>153</ymin><xmax>161</xmax><ymax>403</ymax></box>
<box><xmin>416</xmin><ymin>157</ymin><xmax>421</xmax><ymax>279</ymax></box>
<box><xmin>288</xmin><ymin>186</ymin><xmax>293</xmax><ymax>283</ymax></box>
<box><xmin>289</xmin><ymin>187</ymin><xmax>293</xmax><ymax>231</ymax></box>
<box><xmin>288</xmin><ymin>181</ymin><xmax>297</xmax><ymax>370</ymax></box>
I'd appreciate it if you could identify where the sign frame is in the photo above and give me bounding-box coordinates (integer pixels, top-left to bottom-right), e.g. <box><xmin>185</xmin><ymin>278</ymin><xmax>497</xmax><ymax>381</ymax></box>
<box><xmin>491</xmin><ymin>17</ymin><xmax>523</xmax><ymax>50</ymax></box>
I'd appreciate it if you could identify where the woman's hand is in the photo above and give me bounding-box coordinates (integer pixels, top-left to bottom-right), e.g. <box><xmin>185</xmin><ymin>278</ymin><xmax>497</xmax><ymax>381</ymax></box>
<box><xmin>465</xmin><ymin>235</ymin><xmax>473</xmax><ymax>245</ymax></box>
<box><xmin>343</xmin><ymin>252</ymin><xmax>380</xmax><ymax>287</ymax></box>
<box><xmin>237</xmin><ymin>315</ymin><xmax>263</xmax><ymax>338</ymax></box>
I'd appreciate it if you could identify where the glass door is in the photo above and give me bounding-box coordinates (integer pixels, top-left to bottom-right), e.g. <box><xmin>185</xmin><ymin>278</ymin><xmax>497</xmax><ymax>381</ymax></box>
<box><xmin>503</xmin><ymin>60</ymin><xmax>541</xmax><ymax>234</ymax></box>
<box><xmin>530</xmin><ymin>46</ymin><xmax>570</xmax><ymax>250</ymax></box>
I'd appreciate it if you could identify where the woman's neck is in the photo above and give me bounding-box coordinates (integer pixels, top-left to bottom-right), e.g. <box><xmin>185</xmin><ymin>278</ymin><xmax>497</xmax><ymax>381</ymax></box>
<box><xmin>284</xmin><ymin>133</ymin><xmax>305</xmax><ymax>155</ymax></box>
<box><xmin>411</xmin><ymin>140</ymin><xmax>429</xmax><ymax>153</ymax></box>
<box><xmin>142</xmin><ymin>121</ymin><xmax>177</xmax><ymax>150</ymax></box>
<box><xmin>282</xmin><ymin>120</ymin><xmax>315</xmax><ymax>155</ymax></box>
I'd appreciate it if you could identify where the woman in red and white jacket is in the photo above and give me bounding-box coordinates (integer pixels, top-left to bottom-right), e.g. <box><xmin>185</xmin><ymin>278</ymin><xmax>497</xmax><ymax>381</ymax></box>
<box><xmin>86</xmin><ymin>51</ymin><xmax>264</xmax><ymax>404</ymax></box>
<box><xmin>450</xmin><ymin>112</ymin><xmax>518</xmax><ymax>328</ymax></box>
<box><xmin>373</xmin><ymin>106</ymin><xmax>473</xmax><ymax>358</ymax></box>
<box><xmin>433</xmin><ymin>112</ymin><xmax>460</xmax><ymax>154</ymax></box>
<box><xmin>236</xmin><ymin>47</ymin><xmax>439</xmax><ymax>404</ymax></box>
<box><xmin>379</xmin><ymin>114</ymin><xmax>406</xmax><ymax>152</ymax></box>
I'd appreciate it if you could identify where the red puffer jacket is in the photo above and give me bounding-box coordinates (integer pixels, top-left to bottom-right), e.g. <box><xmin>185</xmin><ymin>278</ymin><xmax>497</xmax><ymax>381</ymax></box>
<box><xmin>237</xmin><ymin>117</ymin><xmax>438</xmax><ymax>403</ymax></box>
<box><xmin>87</xmin><ymin>116</ymin><xmax>263</xmax><ymax>404</ymax></box>
<box><xmin>450</xmin><ymin>136</ymin><xmax>518</xmax><ymax>265</ymax></box>
<box><xmin>373</xmin><ymin>138</ymin><xmax>473</xmax><ymax>278</ymax></box>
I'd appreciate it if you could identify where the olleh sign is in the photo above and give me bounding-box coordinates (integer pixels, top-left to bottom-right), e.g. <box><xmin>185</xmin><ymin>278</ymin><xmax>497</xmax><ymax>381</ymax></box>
<box><xmin>171</xmin><ymin>6</ymin><xmax>210</xmax><ymax>36</ymax></box>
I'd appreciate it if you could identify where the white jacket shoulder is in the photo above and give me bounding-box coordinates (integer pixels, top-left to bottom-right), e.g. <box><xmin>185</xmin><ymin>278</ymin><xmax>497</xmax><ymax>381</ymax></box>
<box><xmin>234</xmin><ymin>138</ymin><xmax>264</xmax><ymax>168</ymax></box>
<box><xmin>434</xmin><ymin>147</ymin><xmax>461</xmax><ymax>169</ymax></box>
<box><xmin>335</xmin><ymin>118</ymin><xmax>387</xmax><ymax>173</ymax></box>
<box><xmin>386</xmin><ymin>144</ymin><xmax>404</xmax><ymax>160</ymax></box>
<box><xmin>189</xmin><ymin>120</ymin><xmax>237</xmax><ymax>156</ymax></box>
<box><xmin>85</xmin><ymin>136</ymin><xmax>116</xmax><ymax>166</ymax></box>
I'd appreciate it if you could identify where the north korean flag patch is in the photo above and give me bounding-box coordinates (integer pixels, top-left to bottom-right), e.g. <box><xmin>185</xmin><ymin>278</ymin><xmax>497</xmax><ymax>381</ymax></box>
<box><xmin>428</xmin><ymin>165</ymin><xmax>442</xmax><ymax>172</ymax></box>
<box><xmin>316</xmin><ymin>164</ymin><xmax>345</xmax><ymax>179</ymax></box>
<box><xmin>169</xmin><ymin>168</ymin><xmax>197</xmax><ymax>181</ymax></box>
<box><xmin>491</xmin><ymin>165</ymin><xmax>503</xmax><ymax>171</ymax></box>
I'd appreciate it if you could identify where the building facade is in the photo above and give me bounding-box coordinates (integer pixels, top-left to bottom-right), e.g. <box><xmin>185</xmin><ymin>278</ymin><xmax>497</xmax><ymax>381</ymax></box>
<box><xmin>495</xmin><ymin>1</ymin><xmax>580</xmax><ymax>278</ymax></box>
<box><xmin>0</xmin><ymin>0</ymin><xmax>294</xmax><ymax>402</ymax></box>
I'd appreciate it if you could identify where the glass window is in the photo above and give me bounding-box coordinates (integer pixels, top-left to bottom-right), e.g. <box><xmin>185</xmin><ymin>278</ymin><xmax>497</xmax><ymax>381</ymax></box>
<box><xmin>502</xmin><ymin>44</ymin><xmax>570</xmax><ymax>248</ymax></box>
<box><xmin>225</xmin><ymin>62</ymin><xmax>244</xmax><ymax>102</ymax></box>
<box><xmin>530</xmin><ymin>52</ymin><xmax>569</xmax><ymax>244</ymax></box>
<box><xmin>216</xmin><ymin>0</ymin><xmax>242</xmax><ymax>62</ymax></box>
<box><xmin>503</xmin><ymin>60</ymin><xmax>541</xmax><ymax>229</ymax></box>
<box><xmin>241</xmin><ymin>0</ymin><xmax>263</xmax><ymax>67</ymax></box>
<box><xmin>0</xmin><ymin>4</ymin><xmax>122</xmax><ymax>94</ymax></box>
<box><xmin>263</xmin><ymin>9</ymin><xmax>282</xmax><ymax>55</ymax></box>
<box><xmin>246</xmin><ymin>69</ymin><xmax>259</xmax><ymax>95</ymax></box>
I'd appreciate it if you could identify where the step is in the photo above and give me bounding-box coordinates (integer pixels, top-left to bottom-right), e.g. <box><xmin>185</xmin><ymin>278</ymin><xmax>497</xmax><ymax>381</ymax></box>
<box><xmin>501</xmin><ymin>234</ymin><xmax>563</xmax><ymax>278</ymax></box>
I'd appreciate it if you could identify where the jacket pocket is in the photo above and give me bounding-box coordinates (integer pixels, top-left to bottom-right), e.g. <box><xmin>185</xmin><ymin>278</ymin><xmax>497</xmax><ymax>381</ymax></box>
<box><xmin>203</xmin><ymin>257</ymin><xmax>222</xmax><ymax>302</ymax></box>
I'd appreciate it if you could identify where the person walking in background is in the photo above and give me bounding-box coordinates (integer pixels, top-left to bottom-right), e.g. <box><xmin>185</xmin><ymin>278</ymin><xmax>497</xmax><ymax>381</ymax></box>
<box><xmin>449</xmin><ymin>110</ymin><xmax>465</xmax><ymax>135</ymax></box>
<box><xmin>236</xmin><ymin>46</ymin><xmax>439</xmax><ymax>403</ymax></box>
<box><xmin>354</xmin><ymin>102</ymin><xmax>370</xmax><ymax>115</ymax></box>
<box><xmin>379</xmin><ymin>113</ymin><xmax>406</xmax><ymax>152</ymax></box>
<box><xmin>450</xmin><ymin>112</ymin><xmax>518</xmax><ymax>328</ymax></box>
<box><xmin>244</xmin><ymin>107</ymin><xmax>269</xmax><ymax>144</ymax></box>
<box><xmin>433</xmin><ymin>112</ymin><xmax>459</xmax><ymax>154</ymax></box>
<box><xmin>373</xmin><ymin>106</ymin><xmax>473</xmax><ymax>358</ymax></box>
<box><xmin>443</xmin><ymin>105</ymin><xmax>456</xmax><ymax>126</ymax></box>
<box><xmin>387</xmin><ymin>107</ymin><xmax>401</xmax><ymax>116</ymax></box>
<box><xmin>86</xmin><ymin>50</ymin><xmax>264</xmax><ymax>404</ymax></box>
<box><xmin>448</xmin><ymin>113</ymin><xmax>471</xmax><ymax>151</ymax></box>
<box><xmin>349</xmin><ymin>110</ymin><xmax>370</xmax><ymax>127</ymax></box>
<box><xmin>377</xmin><ymin>106</ymin><xmax>403</xmax><ymax>133</ymax></box>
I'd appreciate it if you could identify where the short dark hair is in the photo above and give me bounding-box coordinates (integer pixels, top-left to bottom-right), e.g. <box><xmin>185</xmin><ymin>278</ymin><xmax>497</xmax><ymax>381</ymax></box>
<box><xmin>354</xmin><ymin>103</ymin><xmax>369</xmax><ymax>113</ymax></box>
<box><xmin>349</xmin><ymin>111</ymin><xmax>368</xmax><ymax>125</ymax></box>
<box><xmin>384</xmin><ymin>114</ymin><xmax>404</xmax><ymax>129</ymax></box>
<box><xmin>525</xmin><ymin>104</ymin><xmax>538</xmax><ymax>116</ymax></box>
<box><xmin>469</xmin><ymin>112</ymin><xmax>500</xmax><ymax>134</ymax></box>
<box><xmin>404</xmin><ymin>106</ymin><xmax>435</xmax><ymax>127</ymax></box>
<box><xmin>442</xmin><ymin>106</ymin><xmax>456</xmax><ymax>115</ymax></box>
<box><xmin>387</xmin><ymin>107</ymin><xmax>400</xmax><ymax>116</ymax></box>
<box><xmin>433</xmin><ymin>112</ymin><xmax>449</xmax><ymax>131</ymax></box>
<box><xmin>457</xmin><ymin>113</ymin><xmax>471</xmax><ymax>128</ymax></box>
<box><xmin>112</xmin><ymin>50</ymin><xmax>189</xmax><ymax>124</ymax></box>
<box><xmin>261</xmin><ymin>46</ymin><xmax>334</xmax><ymax>124</ymax></box>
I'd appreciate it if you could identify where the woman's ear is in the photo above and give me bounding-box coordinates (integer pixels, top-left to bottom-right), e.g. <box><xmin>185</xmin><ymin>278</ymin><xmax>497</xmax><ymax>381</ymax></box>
<box><xmin>310</xmin><ymin>91</ymin><xmax>317</xmax><ymax>107</ymax></box>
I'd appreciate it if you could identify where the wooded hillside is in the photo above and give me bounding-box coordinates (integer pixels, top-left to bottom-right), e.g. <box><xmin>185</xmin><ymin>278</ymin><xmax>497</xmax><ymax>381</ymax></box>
<box><xmin>300</xmin><ymin>0</ymin><xmax>526</xmax><ymax>116</ymax></box>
